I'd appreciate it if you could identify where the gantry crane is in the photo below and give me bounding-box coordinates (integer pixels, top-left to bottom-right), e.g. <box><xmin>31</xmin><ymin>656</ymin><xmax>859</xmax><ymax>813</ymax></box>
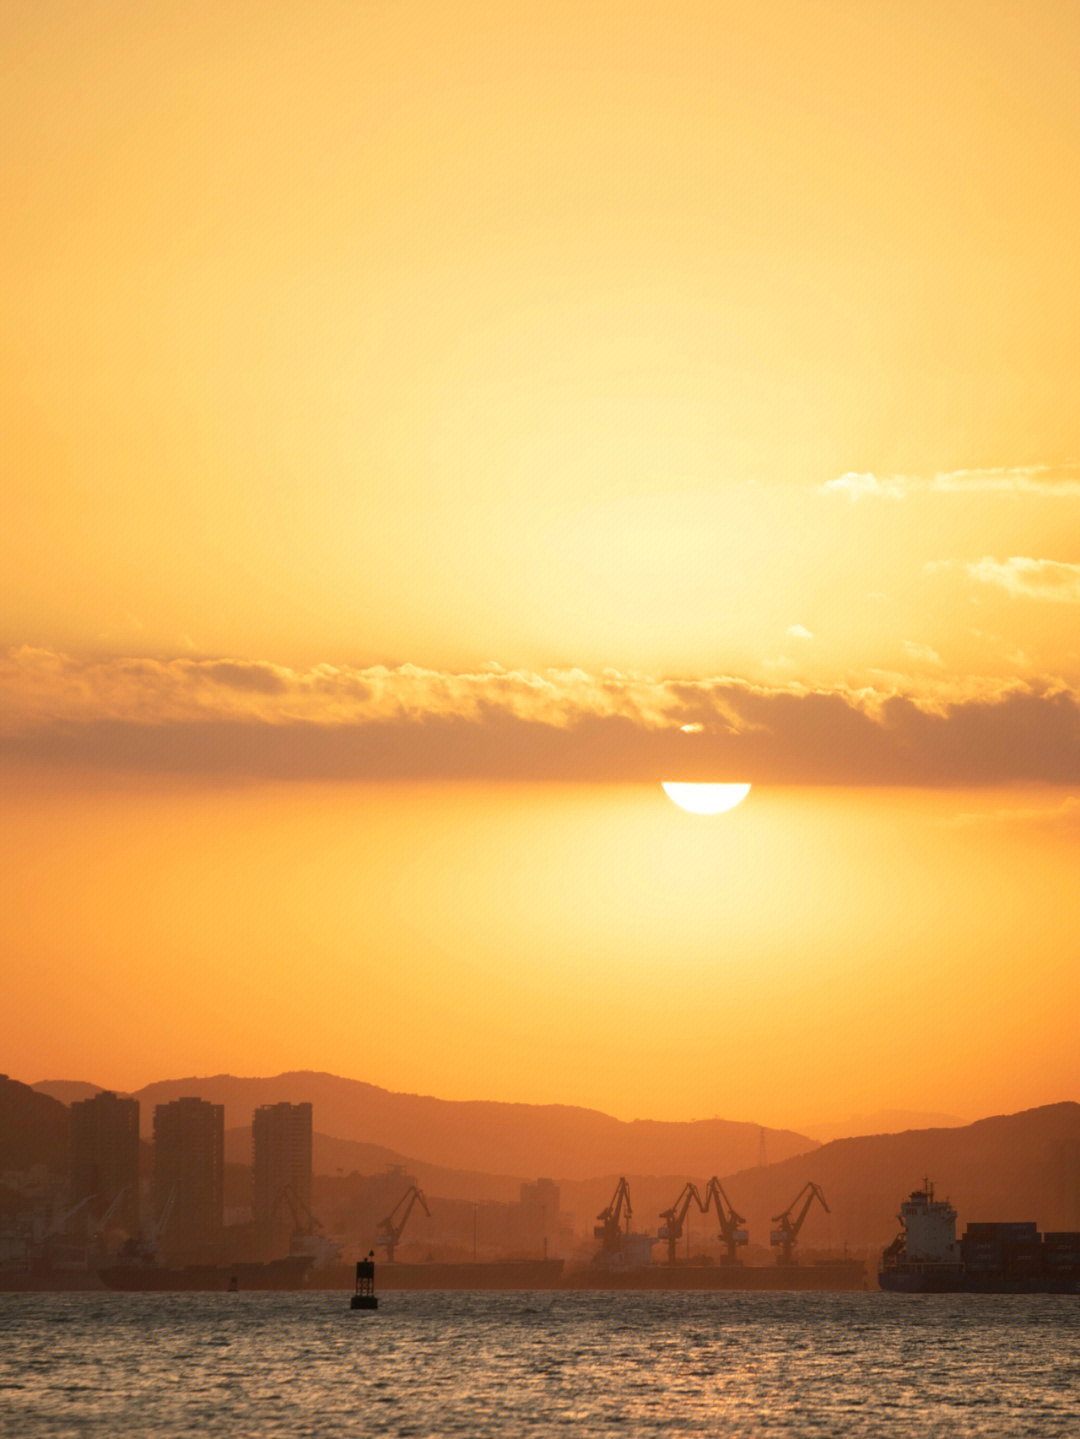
<box><xmin>770</xmin><ymin>1182</ymin><xmax>829</xmax><ymax>1265</ymax></box>
<box><xmin>593</xmin><ymin>1177</ymin><xmax>632</xmax><ymax>1256</ymax></box>
<box><xmin>701</xmin><ymin>1177</ymin><xmax>749</xmax><ymax>1265</ymax></box>
<box><xmin>657</xmin><ymin>1182</ymin><xmax>703</xmax><ymax>1264</ymax></box>
<box><xmin>376</xmin><ymin>1185</ymin><xmax>430</xmax><ymax>1263</ymax></box>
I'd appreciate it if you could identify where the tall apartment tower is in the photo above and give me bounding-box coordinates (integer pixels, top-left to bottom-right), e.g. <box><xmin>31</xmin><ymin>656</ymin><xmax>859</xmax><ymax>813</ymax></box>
<box><xmin>252</xmin><ymin>1102</ymin><xmax>313</xmax><ymax>1255</ymax></box>
<box><xmin>152</xmin><ymin>1097</ymin><xmax>224</xmax><ymax>1262</ymax></box>
<box><xmin>520</xmin><ymin>1177</ymin><xmax>560</xmax><ymax>1255</ymax></box>
<box><xmin>69</xmin><ymin>1090</ymin><xmax>141</xmax><ymax>1239</ymax></box>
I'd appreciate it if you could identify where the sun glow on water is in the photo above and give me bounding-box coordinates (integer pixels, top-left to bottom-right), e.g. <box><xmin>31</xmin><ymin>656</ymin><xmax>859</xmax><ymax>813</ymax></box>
<box><xmin>660</xmin><ymin>782</ymin><xmax>751</xmax><ymax>814</ymax></box>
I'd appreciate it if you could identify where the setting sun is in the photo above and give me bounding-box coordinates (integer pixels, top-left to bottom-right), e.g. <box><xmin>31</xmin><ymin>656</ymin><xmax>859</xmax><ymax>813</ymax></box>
<box><xmin>660</xmin><ymin>782</ymin><xmax>752</xmax><ymax>815</ymax></box>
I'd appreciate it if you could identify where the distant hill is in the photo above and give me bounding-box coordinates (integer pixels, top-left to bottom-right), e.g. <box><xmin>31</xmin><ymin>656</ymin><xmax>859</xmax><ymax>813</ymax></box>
<box><xmin>715</xmin><ymin>1103</ymin><xmax>1080</xmax><ymax>1250</ymax></box>
<box><xmin>805</xmin><ymin>1110</ymin><xmax>969</xmax><ymax>1144</ymax></box>
<box><xmin>224</xmin><ymin>1128</ymin><xmax>526</xmax><ymax>1203</ymax></box>
<box><xmin>225</xmin><ymin>1130</ymin><xmax>724</xmax><ymax>1220</ymax></box>
<box><xmin>32</xmin><ymin>1081</ymin><xmax>110</xmax><ymax>1106</ymax></box>
<box><xmin>124</xmin><ymin>1071</ymin><xmax>818</xmax><ymax>1180</ymax></box>
<box><xmin>1</xmin><ymin>1075</ymin><xmax>70</xmax><ymax>1173</ymax></box>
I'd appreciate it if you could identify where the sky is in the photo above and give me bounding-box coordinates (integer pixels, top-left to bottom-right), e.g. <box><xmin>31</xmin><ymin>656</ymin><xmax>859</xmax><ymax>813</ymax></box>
<box><xmin>2</xmin><ymin>1</ymin><xmax>1079</xmax><ymax>1133</ymax></box>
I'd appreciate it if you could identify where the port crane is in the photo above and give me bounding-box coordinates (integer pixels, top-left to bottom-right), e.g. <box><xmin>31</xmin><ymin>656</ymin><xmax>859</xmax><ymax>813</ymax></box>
<box><xmin>770</xmin><ymin>1182</ymin><xmax>829</xmax><ymax>1265</ymax></box>
<box><xmin>376</xmin><ymin>1185</ymin><xmax>430</xmax><ymax>1263</ymax></box>
<box><xmin>701</xmin><ymin>1177</ymin><xmax>749</xmax><ymax>1265</ymax></box>
<box><xmin>48</xmin><ymin>1193</ymin><xmax>96</xmax><ymax>1238</ymax></box>
<box><xmin>593</xmin><ymin>1177</ymin><xmax>632</xmax><ymax>1256</ymax></box>
<box><xmin>657</xmin><ymin>1183</ymin><xmax>703</xmax><ymax>1264</ymax></box>
<box><xmin>273</xmin><ymin>1184</ymin><xmax>325</xmax><ymax>1239</ymax></box>
<box><xmin>273</xmin><ymin>1185</ymin><xmax>342</xmax><ymax>1265</ymax></box>
<box><xmin>89</xmin><ymin>1187</ymin><xmax>134</xmax><ymax>1252</ymax></box>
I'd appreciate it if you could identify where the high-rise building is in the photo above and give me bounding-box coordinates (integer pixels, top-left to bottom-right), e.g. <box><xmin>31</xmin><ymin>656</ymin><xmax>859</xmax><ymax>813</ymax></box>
<box><xmin>520</xmin><ymin>1178</ymin><xmax>560</xmax><ymax>1256</ymax></box>
<box><xmin>69</xmin><ymin>1091</ymin><xmax>140</xmax><ymax>1239</ymax></box>
<box><xmin>152</xmin><ymin>1097</ymin><xmax>223</xmax><ymax>1262</ymax></box>
<box><xmin>252</xmin><ymin>1102</ymin><xmax>313</xmax><ymax>1255</ymax></box>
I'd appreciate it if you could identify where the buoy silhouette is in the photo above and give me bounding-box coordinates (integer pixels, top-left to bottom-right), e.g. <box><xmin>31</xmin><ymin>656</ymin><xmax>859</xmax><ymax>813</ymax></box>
<box><xmin>350</xmin><ymin>1250</ymin><xmax>378</xmax><ymax>1311</ymax></box>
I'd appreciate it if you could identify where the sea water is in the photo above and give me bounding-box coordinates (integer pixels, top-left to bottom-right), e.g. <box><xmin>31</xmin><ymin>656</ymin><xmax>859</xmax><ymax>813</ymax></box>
<box><xmin>3</xmin><ymin>1290</ymin><xmax>1079</xmax><ymax>1436</ymax></box>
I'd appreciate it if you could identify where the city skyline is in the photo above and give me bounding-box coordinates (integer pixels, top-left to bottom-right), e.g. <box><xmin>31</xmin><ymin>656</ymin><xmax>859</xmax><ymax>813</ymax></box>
<box><xmin>7</xmin><ymin>1072</ymin><xmax>1077</xmax><ymax>1263</ymax></box>
<box><xmin>3</xmin><ymin>1</ymin><xmax>1079</xmax><ymax>1129</ymax></box>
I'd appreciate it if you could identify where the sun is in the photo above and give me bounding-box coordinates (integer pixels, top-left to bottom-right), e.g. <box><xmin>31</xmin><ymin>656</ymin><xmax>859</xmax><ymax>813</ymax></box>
<box><xmin>660</xmin><ymin>782</ymin><xmax>751</xmax><ymax>815</ymax></box>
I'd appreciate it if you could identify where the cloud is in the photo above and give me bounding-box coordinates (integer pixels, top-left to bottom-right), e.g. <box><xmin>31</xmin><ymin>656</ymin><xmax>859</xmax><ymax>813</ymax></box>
<box><xmin>965</xmin><ymin>558</ymin><xmax>1080</xmax><ymax>603</ymax></box>
<box><xmin>821</xmin><ymin>463</ymin><xmax>1080</xmax><ymax>500</ymax></box>
<box><xmin>3</xmin><ymin>648</ymin><xmax>1080</xmax><ymax>786</ymax></box>
<box><xmin>785</xmin><ymin>625</ymin><xmax>813</xmax><ymax>642</ymax></box>
<box><xmin>903</xmin><ymin>641</ymin><xmax>943</xmax><ymax>667</ymax></box>
<box><xmin>820</xmin><ymin>472</ymin><xmax>905</xmax><ymax>500</ymax></box>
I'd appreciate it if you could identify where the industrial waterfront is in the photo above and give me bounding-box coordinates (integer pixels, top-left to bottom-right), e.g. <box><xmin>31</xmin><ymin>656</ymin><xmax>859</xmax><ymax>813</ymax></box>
<box><xmin>5</xmin><ymin>1080</ymin><xmax>1079</xmax><ymax>1295</ymax></box>
<box><xmin>4</xmin><ymin>1082</ymin><xmax>872</xmax><ymax>1289</ymax></box>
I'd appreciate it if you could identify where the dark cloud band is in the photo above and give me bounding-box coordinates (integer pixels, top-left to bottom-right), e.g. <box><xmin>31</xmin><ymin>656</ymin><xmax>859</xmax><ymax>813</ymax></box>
<box><xmin>2</xmin><ymin>650</ymin><xmax>1078</xmax><ymax>785</ymax></box>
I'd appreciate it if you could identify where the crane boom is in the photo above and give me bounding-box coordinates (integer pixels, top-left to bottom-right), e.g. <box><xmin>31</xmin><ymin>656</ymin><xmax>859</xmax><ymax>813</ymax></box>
<box><xmin>657</xmin><ymin>1182</ymin><xmax>704</xmax><ymax>1264</ymax></box>
<box><xmin>48</xmin><ymin>1193</ymin><xmax>96</xmax><ymax>1237</ymax></box>
<box><xmin>593</xmin><ymin>1177</ymin><xmax>632</xmax><ymax>1255</ymax></box>
<box><xmin>701</xmin><ymin>1177</ymin><xmax>749</xmax><ymax>1265</ymax></box>
<box><xmin>272</xmin><ymin>1184</ymin><xmax>324</xmax><ymax>1237</ymax></box>
<box><xmin>769</xmin><ymin>1182</ymin><xmax>829</xmax><ymax>1265</ymax></box>
<box><xmin>377</xmin><ymin>1185</ymin><xmax>430</xmax><ymax>1263</ymax></box>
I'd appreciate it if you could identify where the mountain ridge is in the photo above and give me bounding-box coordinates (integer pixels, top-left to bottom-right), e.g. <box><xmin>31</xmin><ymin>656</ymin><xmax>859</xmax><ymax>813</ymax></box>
<box><xmin>34</xmin><ymin>1070</ymin><xmax>817</xmax><ymax>1181</ymax></box>
<box><xmin>123</xmin><ymin>1070</ymin><xmax>820</xmax><ymax>1180</ymax></box>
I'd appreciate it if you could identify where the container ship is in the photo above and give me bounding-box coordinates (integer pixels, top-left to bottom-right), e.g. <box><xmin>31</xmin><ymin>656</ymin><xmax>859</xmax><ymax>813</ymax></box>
<box><xmin>878</xmin><ymin>1182</ymin><xmax>1080</xmax><ymax>1293</ymax></box>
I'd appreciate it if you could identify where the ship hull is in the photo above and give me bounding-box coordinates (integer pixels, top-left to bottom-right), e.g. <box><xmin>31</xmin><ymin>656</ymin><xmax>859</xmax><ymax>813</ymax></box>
<box><xmin>879</xmin><ymin>1267</ymin><xmax>1080</xmax><ymax>1294</ymax></box>
<box><xmin>0</xmin><ymin>1265</ymin><xmax>104</xmax><ymax>1292</ymax></box>
<box><xmin>567</xmin><ymin>1261</ymin><xmax>867</xmax><ymax>1291</ymax></box>
<box><xmin>98</xmin><ymin>1256</ymin><xmax>314</xmax><ymax>1292</ymax></box>
<box><xmin>308</xmin><ymin>1259</ymin><xmax>566</xmax><ymax>1290</ymax></box>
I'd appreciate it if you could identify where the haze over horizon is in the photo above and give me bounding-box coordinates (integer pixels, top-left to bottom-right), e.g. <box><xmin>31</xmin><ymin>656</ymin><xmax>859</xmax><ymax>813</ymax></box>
<box><xmin>3</xmin><ymin>2</ymin><xmax>1078</xmax><ymax>1129</ymax></box>
<box><xmin>24</xmin><ymin>1067</ymin><xmax>970</xmax><ymax>1143</ymax></box>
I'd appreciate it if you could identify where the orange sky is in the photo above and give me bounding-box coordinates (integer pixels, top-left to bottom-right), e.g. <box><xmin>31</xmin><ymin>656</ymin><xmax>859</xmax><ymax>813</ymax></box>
<box><xmin>2</xmin><ymin>2</ymin><xmax>1078</xmax><ymax>1130</ymax></box>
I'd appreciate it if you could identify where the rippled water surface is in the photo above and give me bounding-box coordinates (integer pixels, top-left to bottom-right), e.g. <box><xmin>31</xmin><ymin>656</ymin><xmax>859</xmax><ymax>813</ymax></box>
<box><xmin>3</xmin><ymin>1290</ymin><xmax>1079</xmax><ymax>1436</ymax></box>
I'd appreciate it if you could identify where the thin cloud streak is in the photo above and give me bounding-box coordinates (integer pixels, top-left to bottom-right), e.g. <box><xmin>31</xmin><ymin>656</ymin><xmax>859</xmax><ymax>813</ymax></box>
<box><xmin>942</xmin><ymin>795</ymin><xmax>1080</xmax><ymax>829</ymax></box>
<box><xmin>3</xmin><ymin>648</ymin><xmax>1079</xmax><ymax>786</ymax></box>
<box><xmin>821</xmin><ymin>463</ymin><xmax>1080</xmax><ymax>500</ymax></box>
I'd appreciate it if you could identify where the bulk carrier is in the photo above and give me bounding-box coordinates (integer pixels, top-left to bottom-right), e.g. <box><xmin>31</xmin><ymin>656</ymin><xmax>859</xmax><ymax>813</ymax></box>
<box><xmin>879</xmin><ymin>1182</ymin><xmax>1080</xmax><ymax>1293</ymax></box>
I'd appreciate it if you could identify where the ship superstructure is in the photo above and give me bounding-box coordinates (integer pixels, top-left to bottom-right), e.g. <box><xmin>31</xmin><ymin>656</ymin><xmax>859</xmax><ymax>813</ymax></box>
<box><xmin>879</xmin><ymin>1181</ymin><xmax>962</xmax><ymax>1290</ymax></box>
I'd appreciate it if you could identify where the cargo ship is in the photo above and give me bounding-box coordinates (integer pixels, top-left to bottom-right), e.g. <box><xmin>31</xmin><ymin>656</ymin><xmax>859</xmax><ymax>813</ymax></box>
<box><xmin>878</xmin><ymin>1182</ymin><xmax>1080</xmax><ymax>1293</ymax></box>
<box><xmin>98</xmin><ymin>1254</ymin><xmax>315</xmax><ymax>1292</ymax></box>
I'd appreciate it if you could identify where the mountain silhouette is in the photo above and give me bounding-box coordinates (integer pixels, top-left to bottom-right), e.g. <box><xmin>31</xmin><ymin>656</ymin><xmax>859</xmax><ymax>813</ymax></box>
<box><xmin>48</xmin><ymin>1070</ymin><xmax>818</xmax><ymax>1180</ymax></box>
<box><xmin>714</xmin><ymin>1102</ymin><xmax>1080</xmax><ymax>1248</ymax></box>
<box><xmin>1</xmin><ymin>1075</ymin><xmax>69</xmax><ymax>1172</ymax></box>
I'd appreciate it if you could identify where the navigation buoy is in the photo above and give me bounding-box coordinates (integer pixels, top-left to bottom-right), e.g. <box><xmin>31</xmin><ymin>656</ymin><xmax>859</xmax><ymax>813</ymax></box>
<box><xmin>350</xmin><ymin>1252</ymin><xmax>378</xmax><ymax>1311</ymax></box>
